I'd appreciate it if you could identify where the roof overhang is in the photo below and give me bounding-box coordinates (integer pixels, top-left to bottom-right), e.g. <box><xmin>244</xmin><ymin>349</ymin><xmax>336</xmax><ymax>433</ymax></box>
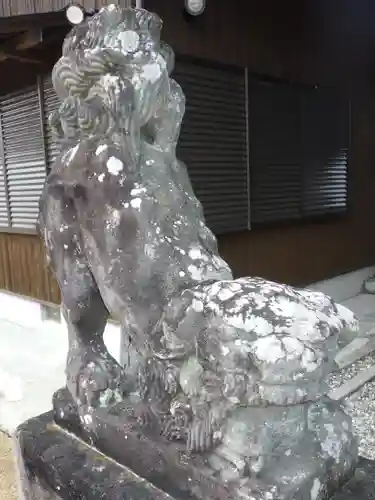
<box><xmin>0</xmin><ymin>11</ymin><xmax>69</xmax><ymax>66</ymax></box>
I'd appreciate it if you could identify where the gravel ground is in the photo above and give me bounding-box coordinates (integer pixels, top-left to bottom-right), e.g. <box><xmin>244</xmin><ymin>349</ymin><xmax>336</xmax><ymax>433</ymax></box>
<box><xmin>328</xmin><ymin>351</ymin><xmax>375</xmax><ymax>460</ymax></box>
<box><xmin>0</xmin><ymin>432</ymin><xmax>17</xmax><ymax>500</ymax></box>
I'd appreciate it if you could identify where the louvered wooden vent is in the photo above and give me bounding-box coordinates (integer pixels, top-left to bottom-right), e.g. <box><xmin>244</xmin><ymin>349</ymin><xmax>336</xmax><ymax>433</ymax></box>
<box><xmin>0</xmin><ymin>61</ymin><xmax>349</xmax><ymax>235</ymax></box>
<box><xmin>0</xmin><ymin>152</ymin><xmax>8</xmax><ymax>227</ymax></box>
<box><xmin>300</xmin><ymin>87</ymin><xmax>349</xmax><ymax>217</ymax></box>
<box><xmin>0</xmin><ymin>85</ymin><xmax>46</xmax><ymax>231</ymax></box>
<box><xmin>248</xmin><ymin>78</ymin><xmax>349</xmax><ymax>224</ymax></box>
<box><xmin>174</xmin><ymin>61</ymin><xmax>249</xmax><ymax>234</ymax></box>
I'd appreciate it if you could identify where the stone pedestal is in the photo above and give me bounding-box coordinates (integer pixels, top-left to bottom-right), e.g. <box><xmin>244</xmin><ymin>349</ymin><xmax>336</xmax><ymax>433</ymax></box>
<box><xmin>13</xmin><ymin>410</ymin><xmax>375</xmax><ymax>500</ymax></box>
<box><xmin>13</xmin><ymin>388</ymin><xmax>375</xmax><ymax>500</ymax></box>
<box><xmin>14</xmin><ymin>410</ymin><xmax>174</xmax><ymax>500</ymax></box>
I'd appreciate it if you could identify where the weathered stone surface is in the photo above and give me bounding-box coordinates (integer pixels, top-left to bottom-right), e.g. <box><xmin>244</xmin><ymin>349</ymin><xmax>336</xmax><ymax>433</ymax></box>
<box><xmin>13</xmin><ymin>409</ymin><xmax>375</xmax><ymax>500</ymax></box>
<box><xmin>14</xmin><ymin>411</ymin><xmax>176</xmax><ymax>500</ymax></box>
<box><xmin>14</xmin><ymin>3</ymin><xmax>362</xmax><ymax>499</ymax></box>
<box><xmin>332</xmin><ymin>459</ymin><xmax>375</xmax><ymax>500</ymax></box>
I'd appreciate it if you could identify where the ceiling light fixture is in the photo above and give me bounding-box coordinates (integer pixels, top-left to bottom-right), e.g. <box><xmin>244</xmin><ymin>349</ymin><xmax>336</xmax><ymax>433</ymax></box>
<box><xmin>184</xmin><ymin>0</ymin><xmax>206</xmax><ymax>17</ymax></box>
<box><xmin>65</xmin><ymin>3</ymin><xmax>86</xmax><ymax>25</ymax></box>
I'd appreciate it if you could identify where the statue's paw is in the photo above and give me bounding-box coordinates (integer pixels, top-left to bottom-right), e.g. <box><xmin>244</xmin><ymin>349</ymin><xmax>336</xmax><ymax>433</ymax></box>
<box><xmin>146</xmin><ymin>359</ymin><xmax>179</xmax><ymax>397</ymax></box>
<box><xmin>162</xmin><ymin>418</ymin><xmax>186</xmax><ymax>441</ymax></box>
<box><xmin>67</xmin><ymin>347</ymin><xmax>125</xmax><ymax>409</ymax></box>
<box><xmin>133</xmin><ymin>402</ymin><xmax>155</xmax><ymax>428</ymax></box>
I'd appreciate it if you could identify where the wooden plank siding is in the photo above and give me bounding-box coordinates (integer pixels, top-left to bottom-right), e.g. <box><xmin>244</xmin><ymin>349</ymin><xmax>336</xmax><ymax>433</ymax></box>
<box><xmin>0</xmin><ymin>232</ymin><xmax>60</xmax><ymax>303</ymax></box>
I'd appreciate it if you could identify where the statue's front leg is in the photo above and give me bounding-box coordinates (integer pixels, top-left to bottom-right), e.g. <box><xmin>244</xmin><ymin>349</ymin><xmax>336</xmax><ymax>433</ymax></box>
<box><xmin>41</xmin><ymin>197</ymin><xmax>126</xmax><ymax>421</ymax></box>
<box><xmin>61</xmin><ymin>273</ymin><xmax>126</xmax><ymax>420</ymax></box>
<box><xmin>64</xmin><ymin>308</ymin><xmax>124</xmax><ymax>410</ymax></box>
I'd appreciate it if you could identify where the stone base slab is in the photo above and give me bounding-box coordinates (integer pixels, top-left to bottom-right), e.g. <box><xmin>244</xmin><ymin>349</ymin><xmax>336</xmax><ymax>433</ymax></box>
<box><xmin>12</xmin><ymin>388</ymin><xmax>375</xmax><ymax>500</ymax></box>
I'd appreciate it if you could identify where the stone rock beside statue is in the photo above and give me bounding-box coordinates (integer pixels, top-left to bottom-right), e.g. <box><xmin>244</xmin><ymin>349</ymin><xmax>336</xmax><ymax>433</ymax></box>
<box><xmin>364</xmin><ymin>276</ymin><xmax>375</xmax><ymax>294</ymax></box>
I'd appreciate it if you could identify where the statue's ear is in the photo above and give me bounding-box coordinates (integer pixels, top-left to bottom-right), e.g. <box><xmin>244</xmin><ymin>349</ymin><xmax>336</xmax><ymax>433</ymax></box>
<box><xmin>158</xmin><ymin>42</ymin><xmax>174</xmax><ymax>75</ymax></box>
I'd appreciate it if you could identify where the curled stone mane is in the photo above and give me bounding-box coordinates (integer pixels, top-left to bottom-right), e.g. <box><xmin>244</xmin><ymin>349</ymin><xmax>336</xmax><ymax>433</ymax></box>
<box><xmin>49</xmin><ymin>5</ymin><xmax>174</xmax><ymax>160</ymax></box>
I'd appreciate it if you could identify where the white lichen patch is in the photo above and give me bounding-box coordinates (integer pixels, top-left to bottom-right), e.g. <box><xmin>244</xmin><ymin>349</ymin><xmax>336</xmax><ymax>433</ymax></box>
<box><xmin>119</xmin><ymin>30</ymin><xmax>140</xmax><ymax>54</ymax></box>
<box><xmin>228</xmin><ymin>314</ymin><xmax>274</xmax><ymax>337</ymax></box>
<box><xmin>130</xmin><ymin>187</ymin><xmax>146</xmax><ymax>197</ymax></box>
<box><xmin>191</xmin><ymin>299</ymin><xmax>204</xmax><ymax>312</ymax></box>
<box><xmin>320</xmin><ymin>427</ymin><xmax>344</xmax><ymax>464</ymax></box>
<box><xmin>217</xmin><ymin>288</ymin><xmax>235</xmax><ymax>302</ymax></box>
<box><xmin>64</xmin><ymin>144</ymin><xmax>79</xmax><ymax>163</ymax></box>
<box><xmin>187</xmin><ymin>264</ymin><xmax>204</xmax><ymax>281</ymax></box>
<box><xmin>301</xmin><ymin>348</ymin><xmax>319</xmax><ymax>372</ymax></box>
<box><xmin>227</xmin><ymin>282</ymin><xmax>242</xmax><ymax>293</ymax></box>
<box><xmin>130</xmin><ymin>197</ymin><xmax>142</xmax><ymax>209</ymax></box>
<box><xmin>107</xmin><ymin>156</ymin><xmax>124</xmax><ymax>175</ymax></box>
<box><xmin>96</xmin><ymin>144</ymin><xmax>108</xmax><ymax>155</ymax></box>
<box><xmin>221</xmin><ymin>345</ymin><xmax>230</xmax><ymax>356</ymax></box>
<box><xmin>188</xmin><ymin>247</ymin><xmax>204</xmax><ymax>260</ymax></box>
<box><xmin>310</xmin><ymin>478</ymin><xmax>321</xmax><ymax>500</ymax></box>
<box><xmin>82</xmin><ymin>414</ymin><xmax>93</xmax><ymax>426</ymax></box>
<box><xmin>268</xmin><ymin>296</ymin><xmax>298</xmax><ymax>318</ymax></box>
<box><xmin>143</xmin><ymin>244</ymin><xmax>155</xmax><ymax>259</ymax></box>
<box><xmin>252</xmin><ymin>335</ymin><xmax>285</xmax><ymax>363</ymax></box>
<box><xmin>282</xmin><ymin>336</ymin><xmax>304</xmax><ymax>357</ymax></box>
<box><xmin>140</xmin><ymin>61</ymin><xmax>162</xmax><ymax>83</ymax></box>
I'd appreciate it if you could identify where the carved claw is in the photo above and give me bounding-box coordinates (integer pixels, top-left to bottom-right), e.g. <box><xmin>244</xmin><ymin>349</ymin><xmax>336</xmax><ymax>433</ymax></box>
<box><xmin>162</xmin><ymin>407</ymin><xmax>190</xmax><ymax>441</ymax></box>
<box><xmin>187</xmin><ymin>416</ymin><xmax>214</xmax><ymax>453</ymax></box>
<box><xmin>162</xmin><ymin>417</ymin><xmax>186</xmax><ymax>441</ymax></box>
<box><xmin>133</xmin><ymin>403</ymin><xmax>156</xmax><ymax>428</ymax></box>
<box><xmin>163</xmin><ymin>366</ymin><xmax>179</xmax><ymax>395</ymax></box>
<box><xmin>66</xmin><ymin>346</ymin><xmax>125</xmax><ymax>410</ymax></box>
<box><xmin>145</xmin><ymin>359</ymin><xmax>179</xmax><ymax>398</ymax></box>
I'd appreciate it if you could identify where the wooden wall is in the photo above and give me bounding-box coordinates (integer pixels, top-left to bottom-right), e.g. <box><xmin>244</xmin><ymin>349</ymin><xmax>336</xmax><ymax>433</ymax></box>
<box><xmin>148</xmin><ymin>0</ymin><xmax>375</xmax><ymax>285</ymax></box>
<box><xmin>0</xmin><ymin>0</ymin><xmax>375</xmax><ymax>302</ymax></box>
<box><xmin>0</xmin><ymin>232</ymin><xmax>60</xmax><ymax>302</ymax></box>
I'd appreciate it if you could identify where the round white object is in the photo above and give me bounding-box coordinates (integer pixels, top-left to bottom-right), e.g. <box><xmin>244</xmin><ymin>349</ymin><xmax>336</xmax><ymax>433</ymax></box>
<box><xmin>185</xmin><ymin>0</ymin><xmax>206</xmax><ymax>16</ymax></box>
<box><xmin>66</xmin><ymin>4</ymin><xmax>85</xmax><ymax>25</ymax></box>
<box><xmin>118</xmin><ymin>30</ymin><xmax>140</xmax><ymax>53</ymax></box>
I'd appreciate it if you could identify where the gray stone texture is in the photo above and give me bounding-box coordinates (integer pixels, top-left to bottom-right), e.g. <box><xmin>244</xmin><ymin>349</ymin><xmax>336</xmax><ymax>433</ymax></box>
<box><xmin>34</xmin><ymin>4</ymin><xmax>361</xmax><ymax>498</ymax></box>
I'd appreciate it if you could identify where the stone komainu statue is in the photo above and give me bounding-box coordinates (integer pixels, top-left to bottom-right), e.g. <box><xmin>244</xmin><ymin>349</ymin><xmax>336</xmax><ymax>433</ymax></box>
<box><xmin>39</xmin><ymin>5</ymin><xmax>360</xmax><ymax>499</ymax></box>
